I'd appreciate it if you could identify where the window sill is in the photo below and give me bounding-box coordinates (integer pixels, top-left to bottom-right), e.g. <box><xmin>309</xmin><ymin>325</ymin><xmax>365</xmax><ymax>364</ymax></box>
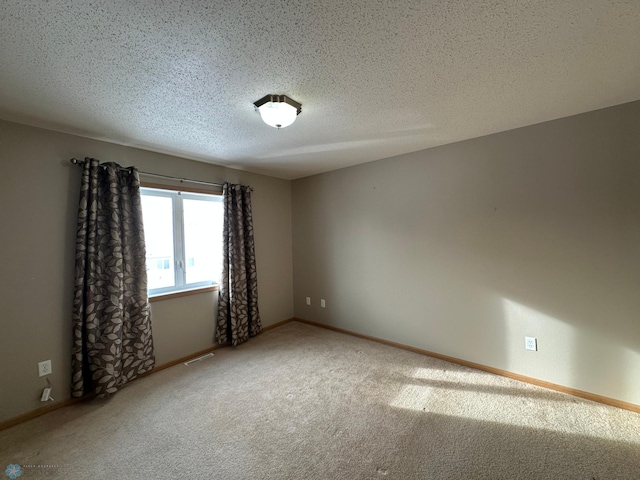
<box><xmin>149</xmin><ymin>285</ymin><xmax>219</xmax><ymax>303</ymax></box>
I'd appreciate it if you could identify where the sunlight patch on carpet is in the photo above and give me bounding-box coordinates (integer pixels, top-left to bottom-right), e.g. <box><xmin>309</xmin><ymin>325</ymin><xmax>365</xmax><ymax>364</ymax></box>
<box><xmin>389</xmin><ymin>367</ymin><xmax>640</xmax><ymax>444</ymax></box>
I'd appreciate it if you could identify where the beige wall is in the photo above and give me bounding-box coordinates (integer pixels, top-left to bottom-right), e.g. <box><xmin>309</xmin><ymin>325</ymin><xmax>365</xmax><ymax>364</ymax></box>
<box><xmin>292</xmin><ymin>101</ymin><xmax>640</xmax><ymax>405</ymax></box>
<box><xmin>0</xmin><ymin>120</ymin><xmax>294</xmax><ymax>423</ymax></box>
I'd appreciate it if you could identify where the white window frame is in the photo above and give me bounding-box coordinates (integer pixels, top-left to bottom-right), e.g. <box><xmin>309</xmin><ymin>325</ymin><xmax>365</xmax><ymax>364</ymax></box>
<box><xmin>141</xmin><ymin>186</ymin><xmax>223</xmax><ymax>297</ymax></box>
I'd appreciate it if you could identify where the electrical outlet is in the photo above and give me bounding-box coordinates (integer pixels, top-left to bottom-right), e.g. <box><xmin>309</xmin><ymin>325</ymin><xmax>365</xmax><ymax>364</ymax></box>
<box><xmin>525</xmin><ymin>337</ymin><xmax>537</xmax><ymax>351</ymax></box>
<box><xmin>305</xmin><ymin>297</ymin><xmax>311</xmax><ymax>306</ymax></box>
<box><xmin>38</xmin><ymin>360</ymin><xmax>52</xmax><ymax>377</ymax></box>
<box><xmin>320</xmin><ymin>299</ymin><xmax>326</xmax><ymax>308</ymax></box>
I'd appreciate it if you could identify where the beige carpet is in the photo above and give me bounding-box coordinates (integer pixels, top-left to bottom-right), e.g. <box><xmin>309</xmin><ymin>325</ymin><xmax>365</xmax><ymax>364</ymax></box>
<box><xmin>1</xmin><ymin>321</ymin><xmax>639</xmax><ymax>479</ymax></box>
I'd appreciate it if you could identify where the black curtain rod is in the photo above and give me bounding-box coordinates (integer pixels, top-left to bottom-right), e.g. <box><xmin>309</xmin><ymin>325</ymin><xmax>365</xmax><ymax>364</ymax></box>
<box><xmin>69</xmin><ymin>158</ymin><xmax>229</xmax><ymax>189</ymax></box>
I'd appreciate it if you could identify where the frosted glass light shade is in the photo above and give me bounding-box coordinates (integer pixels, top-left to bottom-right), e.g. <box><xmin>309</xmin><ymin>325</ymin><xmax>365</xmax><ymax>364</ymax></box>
<box><xmin>254</xmin><ymin>94</ymin><xmax>302</xmax><ymax>129</ymax></box>
<box><xmin>257</xmin><ymin>101</ymin><xmax>297</xmax><ymax>128</ymax></box>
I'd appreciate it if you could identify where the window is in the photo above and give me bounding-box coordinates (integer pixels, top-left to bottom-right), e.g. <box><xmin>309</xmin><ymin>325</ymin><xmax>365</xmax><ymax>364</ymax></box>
<box><xmin>140</xmin><ymin>186</ymin><xmax>223</xmax><ymax>296</ymax></box>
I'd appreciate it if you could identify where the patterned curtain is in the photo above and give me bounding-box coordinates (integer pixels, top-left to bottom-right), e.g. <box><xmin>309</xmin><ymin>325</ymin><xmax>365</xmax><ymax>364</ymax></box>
<box><xmin>71</xmin><ymin>158</ymin><xmax>155</xmax><ymax>397</ymax></box>
<box><xmin>215</xmin><ymin>183</ymin><xmax>262</xmax><ymax>346</ymax></box>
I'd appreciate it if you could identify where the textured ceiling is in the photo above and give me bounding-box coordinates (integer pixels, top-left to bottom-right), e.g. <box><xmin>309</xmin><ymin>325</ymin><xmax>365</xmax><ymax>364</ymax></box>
<box><xmin>1</xmin><ymin>1</ymin><xmax>639</xmax><ymax>180</ymax></box>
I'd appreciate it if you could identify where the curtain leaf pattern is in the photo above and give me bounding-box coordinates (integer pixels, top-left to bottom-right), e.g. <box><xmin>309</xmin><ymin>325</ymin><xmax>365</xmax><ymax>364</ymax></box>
<box><xmin>216</xmin><ymin>183</ymin><xmax>262</xmax><ymax>346</ymax></box>
<box><xmin>71</xmin><ymin>158</ymin><xmax>155</xmax><ymax>397</ymax></box>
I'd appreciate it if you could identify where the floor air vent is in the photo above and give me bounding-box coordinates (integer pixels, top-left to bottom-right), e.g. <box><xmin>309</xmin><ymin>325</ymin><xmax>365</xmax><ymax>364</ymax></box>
<box><xmin>184</xmin><ymin>353</ymin><xmax>215</xmax><ymax>366</ymax></box>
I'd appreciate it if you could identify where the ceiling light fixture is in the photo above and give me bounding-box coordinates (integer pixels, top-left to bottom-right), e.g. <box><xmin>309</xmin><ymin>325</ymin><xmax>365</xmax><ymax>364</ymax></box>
<box><xmin>253</xmin><ymin>94</ymin><xmax>302</xmax><ymax>129</ymax></box>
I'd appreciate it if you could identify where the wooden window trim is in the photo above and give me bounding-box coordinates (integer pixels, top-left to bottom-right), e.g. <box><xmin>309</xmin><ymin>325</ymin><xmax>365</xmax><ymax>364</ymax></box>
<box><xmin>149</xmin><ymin>285</ymin><xmax>219</xmax><ymax>303</ymax></box>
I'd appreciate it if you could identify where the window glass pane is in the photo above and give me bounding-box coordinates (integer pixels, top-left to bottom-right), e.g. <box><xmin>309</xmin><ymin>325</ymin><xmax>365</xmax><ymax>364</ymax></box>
<box><xmin>141</xmin><ymin>195</ymin><xmax>175</xmax><ymax>290</ymax></box>
<box><xmin>183</xmin><ymin>197</ymin><xmax>223</xmax><ymax>285</ymax></box>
